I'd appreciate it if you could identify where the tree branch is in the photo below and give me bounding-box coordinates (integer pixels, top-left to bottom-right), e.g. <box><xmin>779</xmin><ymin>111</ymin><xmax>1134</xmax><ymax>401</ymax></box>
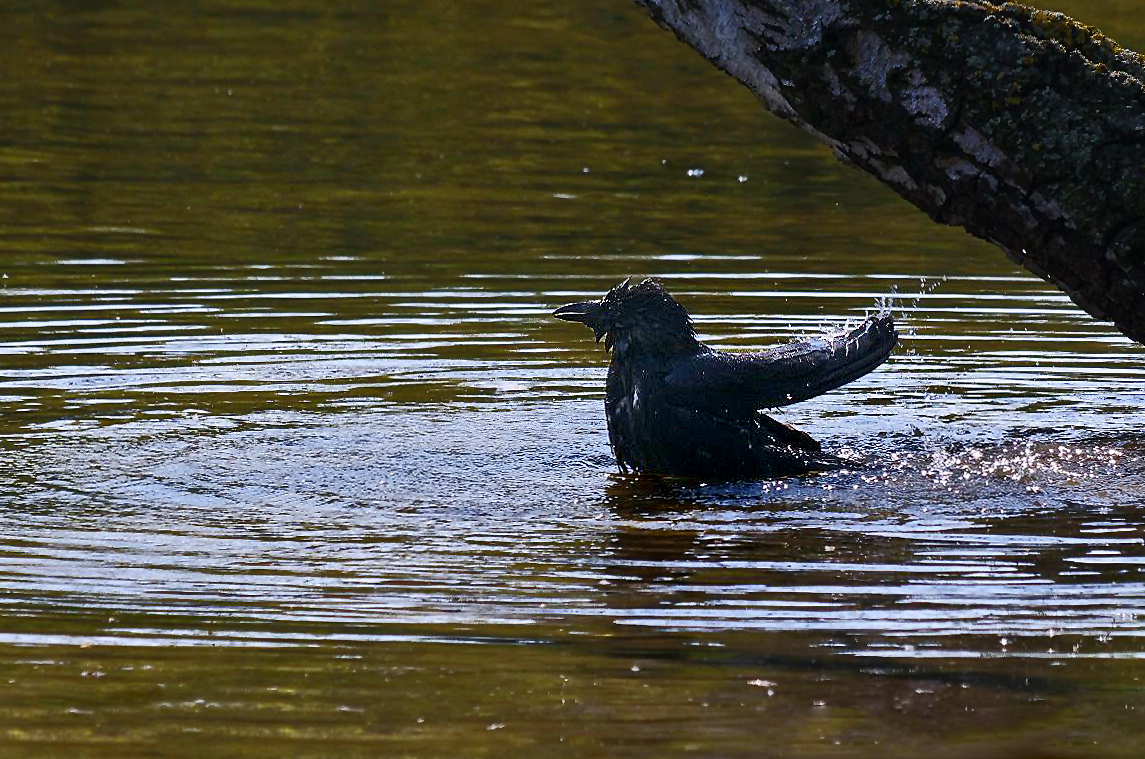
<box><xmin>639</xmin><ymin>0</ymin><xmax>1145</xmax><ymax>344</ymax></box>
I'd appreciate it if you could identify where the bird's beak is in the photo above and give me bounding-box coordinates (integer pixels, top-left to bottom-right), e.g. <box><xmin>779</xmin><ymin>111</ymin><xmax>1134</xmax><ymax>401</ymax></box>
<box><xmin>553</xmin><ymin>300</ymin><xmax>607</xmax><ymax>342</ymax></box>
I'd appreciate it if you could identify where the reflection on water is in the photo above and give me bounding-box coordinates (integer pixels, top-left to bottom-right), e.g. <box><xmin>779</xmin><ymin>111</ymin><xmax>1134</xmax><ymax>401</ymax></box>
<box><xmin>1</xmin><ymin>0</ymin><xmax>1145</xmax><ymax>756</ymax></box>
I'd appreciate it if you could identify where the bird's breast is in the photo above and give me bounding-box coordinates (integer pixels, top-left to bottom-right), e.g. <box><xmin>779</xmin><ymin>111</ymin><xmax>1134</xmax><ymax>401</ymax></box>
<box><xmin>605</xmin><ymin>358</ymin><xmax>671</xmax><ymax>472</ymax></box>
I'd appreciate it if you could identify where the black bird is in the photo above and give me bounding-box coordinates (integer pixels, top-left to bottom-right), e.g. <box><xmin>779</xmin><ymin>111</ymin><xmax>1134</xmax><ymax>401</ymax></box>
<box><xmin>554</xmin><ymin>279</ymin><xmax>897</xmax><ymax>478</ymax></box>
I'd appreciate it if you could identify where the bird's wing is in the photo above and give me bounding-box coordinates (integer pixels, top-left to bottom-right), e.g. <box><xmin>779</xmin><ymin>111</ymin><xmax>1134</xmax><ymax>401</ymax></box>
<box><xmin>663</xmin><ymin>313</ymin><xmax>897</xmax><ymax>412</ymax></box>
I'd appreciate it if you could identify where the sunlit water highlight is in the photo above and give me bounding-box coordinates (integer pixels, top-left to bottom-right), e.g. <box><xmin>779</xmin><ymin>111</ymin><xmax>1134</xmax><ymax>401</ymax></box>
<box><xmin>3</xmin><ymin>270</ymin><xmax>1142</xmax><ymax>654</ymax></box>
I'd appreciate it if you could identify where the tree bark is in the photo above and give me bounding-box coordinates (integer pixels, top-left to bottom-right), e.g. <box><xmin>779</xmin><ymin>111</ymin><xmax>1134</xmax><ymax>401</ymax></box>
<box><xmin>639</xmin><ymin>0</ymin><xmax>1145</xmax><ymax>344</ymax></box>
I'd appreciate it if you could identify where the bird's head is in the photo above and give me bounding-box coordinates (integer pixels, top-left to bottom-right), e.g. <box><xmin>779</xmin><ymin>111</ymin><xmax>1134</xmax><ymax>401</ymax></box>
<box><xmin>553</xmin><ymin>278</ymin><xmax>699</xmax><ymax>356</ymax></box>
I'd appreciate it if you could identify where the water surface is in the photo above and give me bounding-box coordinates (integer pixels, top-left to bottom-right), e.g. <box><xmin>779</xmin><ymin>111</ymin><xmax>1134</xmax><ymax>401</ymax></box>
<box><xmin>1</xmin><ymin>1</ymin><xmax>1144</xmax><ymax>757</ymax></box>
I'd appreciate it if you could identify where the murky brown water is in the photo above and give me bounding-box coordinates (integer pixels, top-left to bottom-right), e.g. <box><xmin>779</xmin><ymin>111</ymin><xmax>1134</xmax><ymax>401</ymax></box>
<box><xmin>1</xmin><ymin>1</ymin><xmax>1144</xmax><ymax>757</ymax></box>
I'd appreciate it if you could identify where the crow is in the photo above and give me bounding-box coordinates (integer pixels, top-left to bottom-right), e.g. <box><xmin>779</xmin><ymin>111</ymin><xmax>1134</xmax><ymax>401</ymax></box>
<box><xmin>554</xmin><ymin>278</ymin><xmax>897</xmax><ymax>478</ymax></box>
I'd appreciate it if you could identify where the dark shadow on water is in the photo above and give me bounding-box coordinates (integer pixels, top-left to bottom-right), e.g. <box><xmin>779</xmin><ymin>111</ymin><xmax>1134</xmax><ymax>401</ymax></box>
<box><xmin>589</xmin><ymin>429</ymin><xmax>1145</xmax><ymax>654</ymax></box>
<box><xmin>599</xmin><ymin>426</ymin><xmax>1145</xmax><ymax>517</ymax></box>
<box><xmin>581</xmin><ymin>448</ymin><xmax>1142</xmax><ymax>759</ymax></box>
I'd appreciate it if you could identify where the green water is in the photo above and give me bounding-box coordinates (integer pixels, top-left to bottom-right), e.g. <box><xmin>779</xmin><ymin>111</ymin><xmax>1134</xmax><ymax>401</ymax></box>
<box><xmin>1</xmin><ymin>1</ymin><xmax>1144</xmax><ymax>756</ymax></box>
